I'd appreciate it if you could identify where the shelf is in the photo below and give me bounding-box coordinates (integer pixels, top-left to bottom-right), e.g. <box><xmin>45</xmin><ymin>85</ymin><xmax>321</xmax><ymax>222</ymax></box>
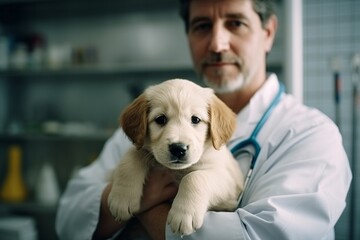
<box><xmin>0</xmin><ymin>201</ymin><xmax>57</xmax><ymax>214</ymax></box>
<box><xmin>0</xmin><ymin>132</ymin><xmax>112</xmax><ymax>142</ymax></box>
<box><xmin>0</xmin><ymin>63</ymin><xmax>195</xmax><ymax>78</ymax></box>
<box><xmin>0</xmin><ymin>0</ymin><xmax>178</xmax><ymax>22</ymax></box>
<box><xmin>0</xmin><ymin>62</ymin><xmax>284</xmax><ymax>78</ymax></box>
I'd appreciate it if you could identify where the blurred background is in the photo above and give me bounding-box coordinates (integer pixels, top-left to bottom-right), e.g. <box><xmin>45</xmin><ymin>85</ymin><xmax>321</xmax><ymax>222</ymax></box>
<box><xmin>0</xmin><ymin>0</ymin><xmax>359</xmax><ymax>239</ymax></box>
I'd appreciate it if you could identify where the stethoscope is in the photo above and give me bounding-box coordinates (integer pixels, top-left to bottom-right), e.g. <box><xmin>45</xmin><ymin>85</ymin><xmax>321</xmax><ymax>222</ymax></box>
<box><xmin>229</xmin><ymin>83</ymin><xmax>285</xmax><ymax>206</ymax></box>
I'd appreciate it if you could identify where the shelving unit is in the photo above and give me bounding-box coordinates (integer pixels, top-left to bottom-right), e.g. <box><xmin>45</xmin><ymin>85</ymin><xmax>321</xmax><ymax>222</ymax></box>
<box><xmin>0</xmin><ymin>1</ymin><xmax>197</xmax><ymax>240</ymax></box>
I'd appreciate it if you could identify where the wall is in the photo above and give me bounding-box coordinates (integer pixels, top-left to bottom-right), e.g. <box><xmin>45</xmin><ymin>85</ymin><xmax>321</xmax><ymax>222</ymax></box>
<box><xmin>303</xmin><ymin>0</ymin><xmax>360</xmax><ymax>239</ymax></box>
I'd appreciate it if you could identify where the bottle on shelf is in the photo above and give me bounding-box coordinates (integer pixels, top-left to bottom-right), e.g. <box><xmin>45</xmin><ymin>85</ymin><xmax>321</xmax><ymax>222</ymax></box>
<box><xmin>0</xmin><ymin>34</ymin><xmax>9</xmax><ymax>70</ymax></box>
<box><xmin>0</xmin><ymin>144</ymin><xmax>27</xmax><ymax>202</ymax></box>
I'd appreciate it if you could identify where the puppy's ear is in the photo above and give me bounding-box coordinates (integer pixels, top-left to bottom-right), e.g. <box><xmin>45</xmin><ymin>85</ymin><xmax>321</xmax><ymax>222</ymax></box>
<box><xmin>120</xmin><ymin>94</ymin><xmax>148</xmax><ymax>149</ymax></box>
<box><xmin>209</xmin><ymin>96</ymin><xmax>236</xmax><ymax>150</ymax></box>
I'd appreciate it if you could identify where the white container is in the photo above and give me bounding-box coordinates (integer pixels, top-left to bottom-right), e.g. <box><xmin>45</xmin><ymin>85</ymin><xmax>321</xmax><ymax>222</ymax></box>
<box><xmin>0</xmin><ymin>35</ymin><xmax>9</xmax><ymax>69</ymax></box>
<box><xmin>10</xmin><ymin>44</ymin><xmax>28</xmax><ymax>70</ymax></box>
<box><xmin>0</xmin><ymin>216</ymin><xmax>38</xmax><ymax>240</ymax></box>
<box><xmin>35</xmin><ymin>163</ymin><xmax>60</xmax><ymax>205</ymax></box>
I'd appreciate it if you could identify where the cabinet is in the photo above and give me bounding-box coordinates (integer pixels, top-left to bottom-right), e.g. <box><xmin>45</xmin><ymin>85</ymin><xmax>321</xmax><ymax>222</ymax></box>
<box><xmin>0</xmin><ymin>1</ymin><xmax>197</xmax><ymax>239</ymax></box>
<box><xmin>0</xmin><ymin>0</ymin><xmax>284</xmax><ymax>239</ymax></box>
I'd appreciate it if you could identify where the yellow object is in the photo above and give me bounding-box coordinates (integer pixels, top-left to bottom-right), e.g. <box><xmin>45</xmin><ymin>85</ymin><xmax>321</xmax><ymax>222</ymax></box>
<box><xmin>0</xmin><ymin>145</ymin><xmax>27</xmax><ymax>202</ymax></box>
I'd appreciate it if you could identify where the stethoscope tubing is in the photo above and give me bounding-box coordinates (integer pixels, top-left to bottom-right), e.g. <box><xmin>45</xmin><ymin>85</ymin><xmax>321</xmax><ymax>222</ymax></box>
<box><xmin>232</xmin><ymin>82</ymin><xmax>285</xmax><ymax>205</ymax></box>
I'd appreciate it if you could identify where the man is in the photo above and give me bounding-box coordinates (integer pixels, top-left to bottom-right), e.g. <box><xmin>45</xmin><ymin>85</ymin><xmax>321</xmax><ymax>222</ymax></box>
<box><xmin>56</xmin><ymin>0</ymin><xmax>352</xmax><ymax>239</ymax></box>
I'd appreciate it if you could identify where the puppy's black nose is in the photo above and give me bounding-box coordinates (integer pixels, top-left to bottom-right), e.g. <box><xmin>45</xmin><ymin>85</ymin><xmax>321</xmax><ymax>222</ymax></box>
<box><xmin>169</xmin><ymin>143</ymin><xmax>188</xmax><ymax>160</ymax></box>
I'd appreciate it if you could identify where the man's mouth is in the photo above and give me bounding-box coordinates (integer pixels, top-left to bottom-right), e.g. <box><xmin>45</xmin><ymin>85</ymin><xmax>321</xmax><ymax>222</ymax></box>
<box><xmin>206</xmin><ymin>62</ymin><xmax>233</xmax><ymax>67</ymax></box>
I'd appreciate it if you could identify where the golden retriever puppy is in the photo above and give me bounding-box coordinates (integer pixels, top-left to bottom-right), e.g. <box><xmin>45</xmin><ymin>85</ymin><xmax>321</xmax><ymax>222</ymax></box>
<box><xmin>108</xmin><ymin>79</ymin><xmax>243</xmax><ymax>236</ymax></box>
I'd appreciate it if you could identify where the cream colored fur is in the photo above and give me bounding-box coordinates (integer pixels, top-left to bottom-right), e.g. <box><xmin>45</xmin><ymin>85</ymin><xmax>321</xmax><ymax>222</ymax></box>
<box><xmin>108</xmin><ymin>79</ymin><xmax>243</xmax><ymax>235</ymax></box>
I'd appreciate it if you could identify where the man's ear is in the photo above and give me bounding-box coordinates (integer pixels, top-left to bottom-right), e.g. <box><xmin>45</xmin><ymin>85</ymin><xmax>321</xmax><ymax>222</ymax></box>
<box><xmin>120</xmin><ymin>94</ymin><xmax>148</xmax><ymax>149</ymax></box>
<box><xmin>209</xmin><ymin>95</ymin><xmax>236</xmax><ymax>150</ymax></box>
<box><xmin>264</xmin><ymin>15</ymin><xmax>278</xmax><ymax>53</ymax></box>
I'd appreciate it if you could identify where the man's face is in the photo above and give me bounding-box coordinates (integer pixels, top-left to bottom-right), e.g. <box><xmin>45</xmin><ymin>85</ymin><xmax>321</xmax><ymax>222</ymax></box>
<box><xmin>187</xmin><ymin>0</ymin><xmax>275</xmax><ymax>93</ymax></box>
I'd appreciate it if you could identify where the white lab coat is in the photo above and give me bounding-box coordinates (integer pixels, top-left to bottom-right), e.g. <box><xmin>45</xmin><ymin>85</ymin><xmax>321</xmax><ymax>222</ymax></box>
<box><xmin>56</xmin><ymin>74</ymin><xmax>352</xmax><ymax>240</ymax></box>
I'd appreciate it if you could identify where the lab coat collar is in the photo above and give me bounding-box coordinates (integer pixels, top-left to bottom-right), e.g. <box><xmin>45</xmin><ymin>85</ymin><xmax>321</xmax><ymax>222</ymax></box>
<box><xmin>233</xmin><ymin>73</ymin><xmax>281</xmax><ymax>139</ymax></box>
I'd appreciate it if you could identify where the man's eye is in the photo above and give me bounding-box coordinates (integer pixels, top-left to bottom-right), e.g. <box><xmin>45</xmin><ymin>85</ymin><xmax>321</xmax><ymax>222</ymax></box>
<box><xmin>155</xmin><ymin>115</ymin><xmax>167</xmax><ymax>125</ymax></box>
<box><xmin>227</xmin><ymin>20</ymin><xmax>244</xmax><ymax>28</ymax></box>
<box><xmin>191</xmin><ymin>22</ymin><xmax>211</xmax><ymax>33</ymax></box>
<box><xmin>191</xmin><ymin>116</ymin><xmax>201</xmax><ymax>124</ymax></box>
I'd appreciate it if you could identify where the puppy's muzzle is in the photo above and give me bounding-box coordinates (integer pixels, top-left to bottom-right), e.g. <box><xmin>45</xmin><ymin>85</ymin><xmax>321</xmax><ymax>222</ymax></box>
<box><xmin>169</xmin><ymin>143</ymin><xmax>189</xmax><ymax>162</ymax></box>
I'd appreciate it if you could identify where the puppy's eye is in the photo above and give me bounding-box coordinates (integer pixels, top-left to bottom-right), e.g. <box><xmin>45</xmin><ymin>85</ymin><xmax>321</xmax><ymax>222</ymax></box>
<box><xmin>191</xmin><ymin>116</ymin><xmax>201</xmax><ymax>124</ymax></box>
<box><xmin>155</xmin><ymin>115</ymin><xmax>167</xmax><ymax>125</ymax></box>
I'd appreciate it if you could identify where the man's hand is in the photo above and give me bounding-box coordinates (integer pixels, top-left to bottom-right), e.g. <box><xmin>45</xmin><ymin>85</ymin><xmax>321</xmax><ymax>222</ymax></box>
<box><xmin>93</xmin><ymin>183</ymin><xmax>125</xmax><ymax>240</ymax></box>
<box><xmin>135</xmin><ymin>167</ymin><xmax>178</xmax><ymax>240</ymax></box>
<box><xmin>138</xmin><ymin>167</ymin><xmax>178</xmax><ymax>214</ymax></box>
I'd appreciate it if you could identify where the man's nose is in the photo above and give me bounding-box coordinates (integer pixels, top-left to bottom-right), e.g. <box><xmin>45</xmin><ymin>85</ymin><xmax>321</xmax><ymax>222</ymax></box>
<box><xmin>209</xmin><ymin>24</ymin><xmax>230</xmax><ymax>53</ymax></box>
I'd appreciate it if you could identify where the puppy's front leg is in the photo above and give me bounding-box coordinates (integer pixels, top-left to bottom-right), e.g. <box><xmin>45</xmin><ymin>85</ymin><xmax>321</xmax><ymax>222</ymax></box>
<box><xmin>167</xmin><ymin>171</ymin><xmax>209</xmax><ymax>236</ymax></box>
<box><xmin>108</xmin><ymin>149</ymin><xmax>149</xmax><ymax>222</ymax></box>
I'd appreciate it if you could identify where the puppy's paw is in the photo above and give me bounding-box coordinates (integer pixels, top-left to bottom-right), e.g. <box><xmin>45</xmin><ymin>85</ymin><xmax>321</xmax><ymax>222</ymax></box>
<box><xmin>167</xmin><ymin>204</ymin><xmax>204</xmax><ymax>236</ymax></box>
<box><xmin>107</xmin><ymin>186</ymin><xmax>141</xmax><ymax>222</ymax></box>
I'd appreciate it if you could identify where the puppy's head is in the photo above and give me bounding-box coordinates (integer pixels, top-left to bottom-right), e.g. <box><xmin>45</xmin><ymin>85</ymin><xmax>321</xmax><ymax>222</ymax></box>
<box><xmin>120</xmin><ymin>79</ymin><xmax>236</xmax><ymax>170</ymax></box>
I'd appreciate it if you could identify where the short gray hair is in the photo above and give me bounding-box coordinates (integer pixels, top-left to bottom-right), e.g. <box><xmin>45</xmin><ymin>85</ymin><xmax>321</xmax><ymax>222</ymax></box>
<box><xmin>178</xmin><ymin>0</ymin><xmax>276</xmax><ymax>32</ymax></box>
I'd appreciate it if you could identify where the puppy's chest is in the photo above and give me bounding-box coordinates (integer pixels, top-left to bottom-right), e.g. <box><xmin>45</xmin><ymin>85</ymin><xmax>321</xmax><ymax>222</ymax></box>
<box><xmin>150</xmin><ymin>160</ymin><xmax>194</xmax><ymax>185</ymax></box>
<box><xmin>171</xmin><ymin>170</ymin><xmax>190</xmax><ymax>185</ymax></box>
